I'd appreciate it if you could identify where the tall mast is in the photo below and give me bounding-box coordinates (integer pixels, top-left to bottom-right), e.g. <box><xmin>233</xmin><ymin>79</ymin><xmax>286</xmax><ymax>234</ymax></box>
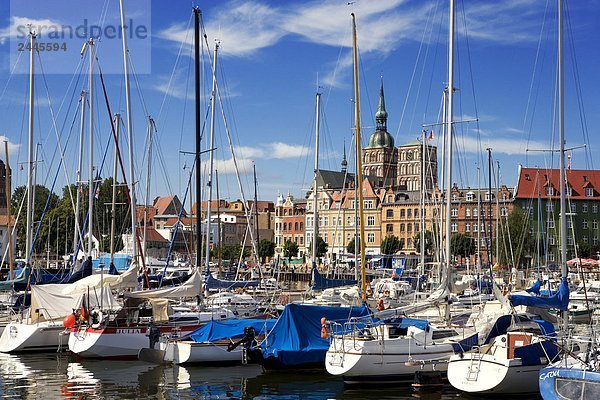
<box><xmin>312</xmin><ymin>92</ymin><xmax>321</xmax><ymax>265</ymax></box>
<box><xmin>73</xmin><ymin>90</ymin><xmax>86</xmax><ymax>259</ymax></box>
<box><xmin>4</xmin><ymin>141</ymin><xmax>13</xmax><ymax>278</ymax></box>
<box><xmin>215</xmin><ymin>169</ymin><xmax>222</xmax><ymax>273</ymax></box>
<box><xmin>351</xmin><ymin>13</ymin><xmax>367</xmax><ymax>300</ymax></box>
<box><xmin>87</xmin><ymin>38</ymin><xmax>95</xmax><ymax>258</ymax></box>
<box><xmin>143</xmin><ymin>116</ymin><xmax>155</xmax><ymax>259</ymax></box>
<box><xmin>25</xmin><ymin>31</ymin><xmax>35</xmax><ymax>266</ymax></box>
<box><xmin>558</xmin><ymin>0</ymin><xmax>567</xmax><ymax>331</ymax></box>
<box><xmin>253</xmin><ymin>163</ymin><xmax>260</xmax><ymax>253</ymax></box>
<box><xmin>476</xmin><ymin>165</ymin><xmax>481</xmax><ymax>271</ymax></box>
<box><xmin>487</xmin><ymin>148</ymin><xmax>492</xmax><ymax>265</ymax></box>
<box><xmin>194</xmin><ymin>7</ymin><xmax>202</xmax><ymax>269</ymax></box>
<box><xmin>496</xmin><ymin>161</ymin><xmax>500</xmax><ymax>266</ymax></box>
<box><xmin>119</xmin><ymin>0</ymin><xmax>138</xmax><ymax>264</ymax></box>
<box><xmin>444</xmin><ymin>0</ymin><xmax>455</xmax><ymax>321</ymax></box>
<box><xmin>110</xmin><ymin>113</ymin><xmax>121</xmax><ymax>263</ymax></box>
<box><xmin>438</xmin><ymin>89</ymin><xmax>447</xmax><ymax>265</ymax></box>
<box><xmin>204</xmin><ymin>43</ymin><xmax>218</xmax><ymax>272</ymax></box>
<box><xmin>420</xmin><ymin>130</ymin><xmax>426</xmax><ymax>276</ymax></box>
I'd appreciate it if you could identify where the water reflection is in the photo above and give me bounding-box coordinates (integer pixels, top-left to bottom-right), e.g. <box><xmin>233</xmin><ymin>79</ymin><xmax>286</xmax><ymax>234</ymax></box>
<box><xmin>0</xmin><ymin>353</ymin><xmax>472</xmax><ymax>399</ymax></box>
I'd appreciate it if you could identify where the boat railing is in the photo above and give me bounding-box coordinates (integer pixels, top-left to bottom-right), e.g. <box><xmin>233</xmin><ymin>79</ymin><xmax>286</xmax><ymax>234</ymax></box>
<box><xmin>328</xmin><ymin>318</ymin><xmax>382</xmax><ymax>349</ymax></box>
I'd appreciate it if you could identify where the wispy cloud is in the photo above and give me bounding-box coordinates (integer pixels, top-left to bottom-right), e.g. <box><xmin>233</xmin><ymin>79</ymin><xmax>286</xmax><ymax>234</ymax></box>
<box><xmin>0</xmin><ymin>136</ymin><xmax>21</xmax><ymax>157</ymax></box>
<box><xmin>267</xmin><ymin>142</ymin><xmax>310</xmax><ymax>159</ymax></box>
<box><xmin>0</xmin><ymin>16</ymin><xmax>63</xmax><ymax>45</ymax></box>
<box><xmin>458</xmin><ymin>135</ymin><xmax>546</xmax><ymax>155</ymax></box>
<box><xmin>204</xmin><ymin>158</ymin><xmax>254</xmax><ymax>175</ymax></box>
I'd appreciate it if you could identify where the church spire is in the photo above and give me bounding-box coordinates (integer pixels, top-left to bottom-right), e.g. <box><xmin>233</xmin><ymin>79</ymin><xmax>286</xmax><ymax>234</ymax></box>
<box><xmin>341</xmin><ymin>140</ymin><xmax>348</xmax><ymax>173</ymax></box>
<box><xmin>375</xmin><ymin>76</ymin><xmax>388</xmax><ymax>132</ymax></box>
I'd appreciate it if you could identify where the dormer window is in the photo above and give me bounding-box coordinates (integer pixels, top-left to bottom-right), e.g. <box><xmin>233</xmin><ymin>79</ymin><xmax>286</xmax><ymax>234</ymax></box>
<box><xmin>566</xmin><ymin>186</ymin><xmax>572</xmax><ymax>197</ymax></box>
<box><xmin>586</xmin><ymin>187</ymin><xmax>594</xmax><ymax>197</ymax></box>
<box><xmin>452</xmin><ymin>194</ymin><xmax>458</xmax><ymax>202</ymax></box>
<box><xmin>466</xmin><ymin>192</ymin><xmax>474</xmax><ymax>202</ymax></box>
<box><xmin>546</xmin><ymin>186</ymin><xmax>554</xmax><ymax>196</ymax></box>
<box><xmin>525</xmin><ymin>174</ymin><xmax>531</xmax><ymax>181</ymax></box>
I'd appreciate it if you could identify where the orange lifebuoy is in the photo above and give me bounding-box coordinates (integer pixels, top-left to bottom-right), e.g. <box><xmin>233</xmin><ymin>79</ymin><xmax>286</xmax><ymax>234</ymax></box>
<box><xmin>383</xmin><ymin>289</ymin><xmax>391</xmax><ymax>297</ymax></box>
<box><xmin>377</xmin><ymin>298</ymin><xmax>385</xmax><ymax>311</ymax></box>
<box><xmin>320</xmin><ymin>317</ymin><xmax>329</xmax><ymax>339</ymax></box>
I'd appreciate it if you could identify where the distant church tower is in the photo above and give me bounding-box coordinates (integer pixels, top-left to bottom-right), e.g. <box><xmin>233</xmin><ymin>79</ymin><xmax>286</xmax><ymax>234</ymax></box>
<box><xmin>363</xmin><ymin>79</ymin><xmax>398</xmax><ymax>188</ymax></box>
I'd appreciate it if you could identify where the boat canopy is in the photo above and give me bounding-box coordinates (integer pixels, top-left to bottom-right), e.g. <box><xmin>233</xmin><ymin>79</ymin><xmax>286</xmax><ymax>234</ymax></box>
<box><xmin>525</xmin><ymin>279</ymin><xmax>542</xmax><ymax>294</ymax></box>
<box><xmin>92</xmin><ymin>253</ymin><xmax>132</xmax><ymax>271</ymax></box>
<box><xmin>260</xmin><ymin>303</ymin><xmax>370</xmax><ymax>367</ymax></box>
<box><xmin>127</xmin><ymin>269</ymin><xmax>202</xmax><ymax>299</ymax></box>
<box><xmin>311</xmin><ymin>263</ymin><xmax>357</xmax><ymax>290</ymax></box>
<box><xmin>186</xmin><ymin>318</ymin><xmax>277</xmax><ymax>343</ymax></box>
<box><xmin>204</xmin><ymin>272</ymin><xmax>259</xmax><ymax>290</ymax></box>
<box><xmin>0</xmin><ymin>266</ymin><xmax>31</xmax><ymax>291</ymax></box>
<box><xmin>381</xmin><ymin>317</ymin><xmax>429</xmax><ymax>331</ymax></box>
<box><xmin>509</xmin><ymin>277</ymin><xmax>569</xmax><ymax>311</ymax></box>
<box><xmin>484</xmin><ymin>314</ymin><xmax>556</xmax><ymax>345</ymax></box>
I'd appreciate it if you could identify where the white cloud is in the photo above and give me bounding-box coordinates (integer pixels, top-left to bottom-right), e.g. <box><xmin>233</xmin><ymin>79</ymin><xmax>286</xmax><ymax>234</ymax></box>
<box><xmin>0</xmin><ymin>136</ymin><xmax>21</xmax><ymax>157</ymax></box>
<box><xmin>266</xmin><ymin>142</ymin><xmax>310</xmax><ymax>159</ymax></box>
<box><xmin>235</xmin><ymin>146</ymin><xmax>265</xmax><ymax>159</ymax></box>
<box><xmin>205</xmin><ymin>158</ymin><xmax>254</xmax><ymax>175</ymax></box>
<box><xmin>0</xmin><ymin>16</ymin><xmax>63</xmax><ymax>45</ymax></box>
<box><xmin>458</xmin><ymin>135</ymin><xmax>546</xmax><ymax>155</ymax></box>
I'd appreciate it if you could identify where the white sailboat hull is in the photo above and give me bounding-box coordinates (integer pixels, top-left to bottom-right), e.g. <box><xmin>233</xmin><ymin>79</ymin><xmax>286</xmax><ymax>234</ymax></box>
<box><xmin>447</xmin><ymin>354</ymin><xmax>542</xmax><ymax>394</ymax></box>
<box><xmin>0</xmin><ymin>322</ymin><xmax>66</xmax><ymax>353</ymax></box>
<box><xmin>68</xmin><ymin>325</ymin><xmax>199</xmax><ymax>359</ymax></box>
<box><xmin>163</xmin><ymin>341</ymin><xmax>242</xmax><ymax>364</ymax></box>
<box><xmin>325</xmin><ymin>337</ymin><xmax>453</xmax><ymax>383</ymax></box>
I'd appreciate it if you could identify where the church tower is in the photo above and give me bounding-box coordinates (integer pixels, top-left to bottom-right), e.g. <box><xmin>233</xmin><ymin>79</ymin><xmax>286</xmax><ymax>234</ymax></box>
<box><xmin>363</xmin><ymin>79</ymin><xmax>398</xmax><ymax>188</ymax></box>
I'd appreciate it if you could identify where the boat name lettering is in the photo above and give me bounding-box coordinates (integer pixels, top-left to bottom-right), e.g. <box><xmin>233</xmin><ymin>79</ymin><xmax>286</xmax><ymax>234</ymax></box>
<box><xmin>540</xmin><ymin>370</ymin><xmax>560</xmax><ymax>380</ymax></box>
<box><xmin>116</xmin><ymin>328</ymin><xmax>142</xmax><ymax>334</ymax></box>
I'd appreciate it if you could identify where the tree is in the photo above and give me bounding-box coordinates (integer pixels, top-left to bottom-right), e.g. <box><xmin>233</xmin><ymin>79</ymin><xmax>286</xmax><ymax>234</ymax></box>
<box><xmin>217</xmin><ymin>245</ymin><xmax>250</xmax><ymax>261</ymax></box>
<box><xmin>309</xmin><ymin>236</ymin><xmax>328</xmax><ymax>258</ymax></box>
<box><xmin>380</xmin><ymin>235</ymin><xmax>401</xmax><ymax>268</ymax></box>
<box><xmin>577</xmin><ymin>241</ymin><xmax>592</xmax><ymax>258</ymax></box>
<box><xmin>283</xmin><ymin>239</ymin><xmax>299</xmax><ymax>258</ymax></box>
<box><xmin>258</xmin><ymin>239</ymin><xmax>276</xmax><ymax>263</ymax></box>
<box><xmin>413</xmin><ymin>230</ymin><xmax>434</xmax><ymax>256</ymax></box>
<box><xmin>493</xmin><ymin>207</ymin><xmax>537</xmax><ymax>266</ymax></box>
<box><xmin>12</xmin><ymin>185</ymin><xmax>59</xmax><ymax>255</ymax></box>
<box><xmin>451</xmin><ymin>233</ymin><xmax>475</xmax><ymax>263</ymax></box>
<box><xmin>346</xmin><ymin>237</ymin><xmax>356</xmax><ymax>254</ymax></box>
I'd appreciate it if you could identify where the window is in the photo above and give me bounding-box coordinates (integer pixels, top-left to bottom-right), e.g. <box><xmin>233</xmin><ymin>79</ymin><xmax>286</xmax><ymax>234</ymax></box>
<box><xmin>414</xmin><ymin>208</ymin><xmax>419</xmax><ymax>216</ymax></box>
<box><xmin>583</xmin><ymin>203</ymin><xmax>588</xmax><ymax>213</ymax></box>
<box><xmin>407</xmin><ymin>223</ymin><xmax>412</xmax><ymax>233</ymax></box>
<box><xmin>400</xmin><ymin>209</ymin><xmax>406</xmax><ymax>218</ymax></box>
<box><xmin>451</xmin><ymin>223</ymin><xmax>458</xmax><ymax>232</ymax></box>
<box><xmin>583</xmin><ymin>220</ymin><xmax>589</xmax><ymax>229</ymax></box>
<box><xmin>546</xmin><ymin>203</ymin><xmax>554</xmax><ymax>212</ymax></box>
<box><xmin>400</xmin><ymin>223</ymin><xmax>405</xmax><ymax>232</ymax></box>
<box><xmin>466</xmin><ymin>193</ymin><xmax>474</xmax><ymax>201</ymax></box>
<box><xmin>473</xmin><ymin>224</ymin><xmax>478</xmax><ymax>232</ymax></box>
<box><xmin>323</xmin><ymin>233</ymin><xmax>328</xmax><ymax>243</ymax></box>
<box><xmin>451</xmin><ymin>208</ymin><xmax>458</xmax><ymax>217</ymax></box>
<box><xmin>571</xmin><ymin>204</ymin><xmax>576</xmax><ymax>213</ymax></box>
<box><xmin>567</xmin><ymin>236</ymin><xmax>574</xmax><ymax>246</ymax></box>
<box><xmin>583</xmin><ymin>236</ymin><xmax>589</xmax><ymax>243</ymax></box>
<box><xmin>547</xmin><ymin>220</ymin><xmax>555</xmax><ymax>229</ymax></box>
<box><xmin>566</xmin><ymin>186</ymin><xmax>572</xmax><ymax>196</ymax></box>
<box><xmin>548</xmin><ymin>236</ymin><xmax>555</xmax><ymax>245</ymax></box>
<box><xmin>549</xmin><ymin>252</ymin><xmax>555</xmax><ymax>262</ymax></box>
<box><xmin>587</xmin><ymin>188</ymin><xmax>594</xmax><ymax>197</ymax></box>
<box><xmin>407</xmin><ymin>238</ymin><xmax>413</xmax><ymax>247</ymax></box>
<box><xmin>365</xmin><ymin>200</ymin><xmax>374</xmax><ymax>209</ymax></box>
<box><xmin>594</xmin><ymin>220</ymin><xmax>599</xmax><ymax>229</ymax></box>
<box><xmin>367</xmin><ymin>216</ymin><xmax>375</xmax><ymax>226</ymax></box>
<box><xmin>546</xmin><ymin>186</ymin><xmax>554</xmax><ymax>196</ymax></box>
<box><xmin>485</xmin><ymin>192</ymin><xmax>492</xmax><ymax>201</ymax></box>
<box><xmin>594</xmin><ymin>204</ymin><xmax>599</xmax><ymax>213</ymax></box>
<box><xmin>452</xmin><ymin>194</ymin><xmax>458</xmax><ymax>202</ymax></box>
<box><xmin>473</xmin><ymin>208</ymin><xmax>478</xmax><ymax>217</ymax></box>
<box><xmin>595</xmin><ymin>237</ymin><xmax>599</xmax><ymax>246</ymax></box>
<box><xmin>415</xmin><ymin>223</ymin><xmax>420</xmax><ymax>232</ymax></box>
<box><xmin>465</xmin><ymin>223</ymin><xmax>471</xmax><ymax>232</ymax></box>
<box><xmin>386</xmin><ymin>209</ymin><xmax>394</xmax><ymax>218</ymax></box>
<box><xmin>367</xmin><ymin>233</ymin><xmax>375</xmax><ymax>243</ymax></box>
<box><xmin>567</xmin><ymin>219</ymin><xmax>573</xmax><ymax>229</ymax></box>
<box><xmin>466</xmin><ymin>208</ymin><xmax>471</xmax><ymax>217</ymax></box>
<box><xmin>500</xmin><ymin>207</ymin><xmax>508</xmax><ymax>217</ymax></box>
<box><xmin>407</xmin><ymin>209</ymin><xmax>413</xmax><ymax>218</ymax></box>
<box><xmin>386</xmin><ymin>224</ymin><xmax>394</xmax><ymax>233</ymax></box>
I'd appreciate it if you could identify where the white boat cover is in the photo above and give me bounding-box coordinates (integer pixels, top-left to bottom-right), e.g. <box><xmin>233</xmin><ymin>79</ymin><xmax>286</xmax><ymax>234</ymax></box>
<box><xmin>125</xmin><ymin>269</ymin><xmax>201</xmax><ymax>299</ymax></box>
<box><xmin>60</xmin><ymin>264</ymin><xmax>138</xmax><ymax>295</ymax></box>
<box><xmin>29</xmin><ymin>285</ymin><xmax>121</xmax><ymax>323</ymax></box>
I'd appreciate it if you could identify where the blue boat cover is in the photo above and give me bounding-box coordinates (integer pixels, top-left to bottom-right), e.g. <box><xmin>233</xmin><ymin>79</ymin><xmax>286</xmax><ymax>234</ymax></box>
<box><xmin>0</xmin><ymin>266</ymin><xmax>31</xmax><ymax>291</ymax></box>
<box><xmin>525</xmin><ymin>279</ymin><xmax>542</xmax><ymax>294</ymax></box>
<box><xmin>484</xmin><ymin>314</ymin><xmax>557</xmax><ymax>344</ymax></box>
<box><xmin>187</xmin><ymin>319</ymin><xmax>277</xmax><ymax>343</ymax></box>
<box><xmin>514</xmin><ymin>340</ymin><xmax>559</xmax><ymax>366</ymax></box>
<box><xmin>382</xmin><ymin>317</ymin><xmax>429</xmax><ymax>331</ymax></box>
<box><xmin>261</xmin><ymin>303</ymin><xmax>371</xmax><ymax>367</ymax></box>
<box><xmin>204</xmin><ymin>272</ymin><xmax>259</xmax><ymax>290</ymax></box>
<box><xmin>92</xmin><ymin>253</ymin><xmax>132</xmax><ymax>271</ymax></box>
<box><xmin>311</xmin><ymin>263</ymin><xmax>357</xmax><ymax>290</ymax></box>
<box><xmin>509</xmin><ymin>277</ymin><xmax>569</xmax><ymax>311</ymax></box>
<box><xmin>451</xmin><ymin>332</ymin><xmax>479</xmax><ymax>353</ymax></box>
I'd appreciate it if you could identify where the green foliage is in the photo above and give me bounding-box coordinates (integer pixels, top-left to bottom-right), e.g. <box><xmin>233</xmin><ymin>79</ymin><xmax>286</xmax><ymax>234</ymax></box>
<box><xmin>258</xmin><ymin>239</ymin><xmax>276</xmax><ymax>262</ymax></box>
<box><xmin>413</xmin><ymin>230</ymin><xmax>434</xmax><ymax>255</ymax></box>
<box><xmin>346</xmin><ymin>237</ymin><xmax>356</xmax><ymax>254</ymax></box>
<box><xmin>380</xmin><ymin>235</ymin><xmax>401</xmax><ymax>255</ymax></box>
<box><xmin>493</xmin><ymin>207</ymin><xmax>537</xmax><ymax>266</ymax></box>
<box><xmin>451</xmin><ymin>233</ymin><xmax>475</xmax><ymax>260</ymax></box>
<box><xmin>311</xmin><ymin>236</ymin><xmax>328</xmax><ymax>258</ymax></box>
<box><xmin>283</xmin><ymin>239</ymin><xmax>299</xmax><ymax>258</ymax></box>
<box><xmin>217</xmin><ymin>245</ymin><xmax>250</xmax><ymax>261</ymax></box>
<box><xmin>577</xmin><ymin>241</ymin><xmax>591</xmax><ymax>258</ymax></box>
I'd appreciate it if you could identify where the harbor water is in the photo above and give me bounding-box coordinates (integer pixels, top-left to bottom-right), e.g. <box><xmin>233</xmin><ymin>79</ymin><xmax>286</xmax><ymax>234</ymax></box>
<box><xmin>0</xmin><ymin>352</ymin><xmax>541</xmax><ymax>399</ymax></box>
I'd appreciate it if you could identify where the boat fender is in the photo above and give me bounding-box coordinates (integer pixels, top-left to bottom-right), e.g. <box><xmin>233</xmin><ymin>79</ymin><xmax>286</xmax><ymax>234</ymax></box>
<box><xmin>377</xmin><ymin>298</ymin><xmax>385</xmax><ymax>311</ymax></box>
<box><xmin>90</xmin><ymin>309</ymin><xmax>104</xmax><ymax>329</ymax></box>
<box><xmin>320</xmin><ymin>317</ymin><xmax>329</xmax><ymax>339</ymax></box>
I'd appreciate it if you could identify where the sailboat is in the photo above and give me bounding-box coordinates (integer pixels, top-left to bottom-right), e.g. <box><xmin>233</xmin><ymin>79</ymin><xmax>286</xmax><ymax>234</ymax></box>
<box><xmin>447</xmin><ymin>0</ymin><xmax>570</xmax><ymax>394</ymax></box>
<box><xmin>324</xmin><ymin>8</ymin><xmax>478</xmax><ymax>384</ymax></box>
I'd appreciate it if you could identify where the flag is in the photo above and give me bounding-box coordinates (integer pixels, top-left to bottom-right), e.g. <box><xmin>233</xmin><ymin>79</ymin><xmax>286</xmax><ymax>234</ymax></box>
<box><xmin>567</xmin><ymin>151</ymin><xmax>572</xmax><ymax>170</ymax></box>
<box><xmin>428</xmin><ymin>130</ymin><xmax>434</xmax><ymax>141</ymax></box>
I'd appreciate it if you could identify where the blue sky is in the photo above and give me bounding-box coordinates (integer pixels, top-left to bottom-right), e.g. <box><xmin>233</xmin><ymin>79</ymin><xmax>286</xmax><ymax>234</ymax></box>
<box><xmin>0</xmin><ymin>0</ymin><xmax>599</xmax><ymax>211</ymax></box>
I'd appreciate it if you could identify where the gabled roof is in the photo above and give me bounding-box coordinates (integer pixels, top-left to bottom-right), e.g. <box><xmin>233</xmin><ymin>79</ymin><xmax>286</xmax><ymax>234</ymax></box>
<box><xmin>515</xmin><ymin>168</ymin><xmax>600</xmax><ymax>200</ymax></box>
<box><xmin>153</xmin><ymin>195</ymin><xmax>186</xmax><ymax>216</ymax></box>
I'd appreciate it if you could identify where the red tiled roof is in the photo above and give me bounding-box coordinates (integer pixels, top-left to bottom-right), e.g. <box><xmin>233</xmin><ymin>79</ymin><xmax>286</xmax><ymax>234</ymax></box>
<box><xmin>153</xmin><ymin>195</ymin><xmax>186</xmax><ymax>216</ymax></box>
<box><xmin>515</xmin><ymin>168</ymin><xmax>600</xmax><ymax>200</ymax></box>
<box><xmin>136</xmin><ymin>226</ymin><xmax>168</xmax><ymax>242</ymax></box>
